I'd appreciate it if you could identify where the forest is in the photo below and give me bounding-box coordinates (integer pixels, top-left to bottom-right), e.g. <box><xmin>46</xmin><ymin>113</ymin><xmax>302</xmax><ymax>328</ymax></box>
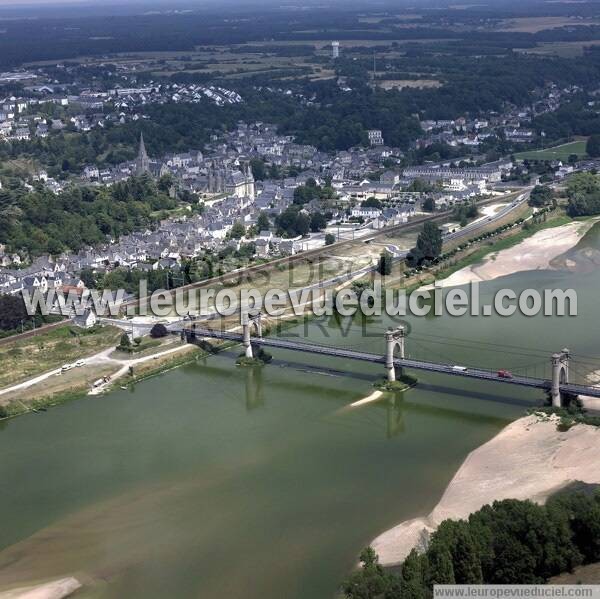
<box><xmin>343</xmin><ymin>489</ymin><xmax>600</xmax><ymax>598</ymax></box>
<box><xmin>0</xmin><ymin>175</ymin><xmax>178</xmax><ymax>256</ymax></box>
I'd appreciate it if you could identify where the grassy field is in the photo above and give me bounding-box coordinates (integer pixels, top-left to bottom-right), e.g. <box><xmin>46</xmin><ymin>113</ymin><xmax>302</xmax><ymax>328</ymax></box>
<box><xmin>0</xmin><ymin>324</ymin><xmax>122</xmax><ymax>391</ymax></box>
<box><xmin>517</xmin><ymin>40</ymin><xmax>600</xmax><ymax>58</ymax></box>
<box><xmin>515</xmin><ymin>140</ymin><xmax>588</xmax><ymax>162</ymax></box>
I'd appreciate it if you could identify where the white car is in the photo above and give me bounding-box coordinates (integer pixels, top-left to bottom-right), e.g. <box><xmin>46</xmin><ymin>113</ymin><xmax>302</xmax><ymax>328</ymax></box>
<box><xmin>75</xmin><ymin>360</ymin><xmax>86</xmax><ymax>367</ymax></box>
<box><xmin>61</xmin><ymin>364</ymin><xmax>74</xmax><ymax>373</ymax></box>
<box><xmin>452</xmin><ymin>365</ymin><xmax>468</xmax><ymax>373</ymax></box>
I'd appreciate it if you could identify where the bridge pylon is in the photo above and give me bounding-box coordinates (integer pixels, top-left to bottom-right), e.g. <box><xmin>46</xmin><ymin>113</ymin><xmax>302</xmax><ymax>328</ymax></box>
<box><xmin>242</xmin><ymin>310</ymin><xmax>263</xmax><ymax>359</ymax></box>
<box><xmin>551</xmin><ymin>348</ymin><xmax>570</xmax><ymax>407</ymax></box>
<box><xmin>385</xmin><ymin>326</ymin><xmax>406</xmax><ymax>382</ymax></box>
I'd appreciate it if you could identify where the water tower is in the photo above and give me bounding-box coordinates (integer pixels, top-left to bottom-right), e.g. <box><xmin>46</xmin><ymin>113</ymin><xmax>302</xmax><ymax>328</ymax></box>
<box><xmin>332</xmin><ymin>41</ymin><xmax>340</xmax><ymax>59</ymax></box>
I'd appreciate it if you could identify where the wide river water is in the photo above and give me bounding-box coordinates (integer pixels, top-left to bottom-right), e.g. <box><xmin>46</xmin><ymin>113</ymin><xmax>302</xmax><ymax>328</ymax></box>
<box><xmin>1</xmin><ymin>224</ymin><xmax>600</xmax><ymax>598</ymax></box>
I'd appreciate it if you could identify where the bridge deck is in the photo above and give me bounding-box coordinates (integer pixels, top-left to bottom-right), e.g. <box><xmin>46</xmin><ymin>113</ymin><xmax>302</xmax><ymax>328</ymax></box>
<box><xmin>185</xmin><ymin>328</ymin><xmax>600</xmax><ymax>399</ymax></box>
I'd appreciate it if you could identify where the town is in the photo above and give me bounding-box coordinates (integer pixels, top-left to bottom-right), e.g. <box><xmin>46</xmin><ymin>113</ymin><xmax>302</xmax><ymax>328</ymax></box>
<box><xmin>0</xmin><ymin>62</ymin><xmax>594</xmax><ymax>299</ymax></box>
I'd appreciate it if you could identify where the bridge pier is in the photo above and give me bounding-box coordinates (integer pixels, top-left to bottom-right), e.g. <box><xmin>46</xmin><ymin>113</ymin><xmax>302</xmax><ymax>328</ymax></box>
<box><xmin>242</xmin><ymin>311</ymin><xmax>263</xmax><ymax>359</ymax></box>
<box><xmin>551</xmin><ymin>348</ymin><xmax>570</xmax><ymax>407</ymax></box>
<box><xmin>385</xmin><ymin>327</ymin><xmax>406</xmax><ymax>382</ymax></box>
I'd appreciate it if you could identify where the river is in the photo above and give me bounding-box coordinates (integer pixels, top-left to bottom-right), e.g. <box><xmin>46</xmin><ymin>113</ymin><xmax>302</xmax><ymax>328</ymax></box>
<box><xmin>1</xmin><ymin>224</ymin><xmax>599</xmax><ymax>598</ymax></box>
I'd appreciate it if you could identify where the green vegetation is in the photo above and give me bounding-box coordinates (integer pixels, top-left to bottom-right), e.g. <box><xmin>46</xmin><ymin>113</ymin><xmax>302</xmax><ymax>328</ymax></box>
<box><xmin>533</xmin><ymin>406</ymin><xmax>600</xmax><ymax>432</ymax></box>
<box><xmin>275</xmin><ymin>205</ymin><xmax>323</xmax><ymax>237</ymax></box>
<box><xmin>515</xmin><ymin>140</ymin><xmax>588</xmax><ymax>162</ymax></box>
<box><xmin>0</xmin><ymin>324</ymin><xmax>122</xmax><ymax>391</ymax></box>
<box><xmin>0</xmin><ymin>175</ymin><xmax>179</xmax><ymax>256</ymax></box>
<box><xmin>236</xmin><ymin>347</ymin><xmax>273</xmax><ymax>366</ymax></box>
<box><xmin>377</xmin><ymin>252</ymin><xmax>393</xmax><ymax>276</ymax></box>
<box><xmin>0</xmin><ymin>293</ymin><xmax>62</xmax><ymax>337</ymax></box>
<box><xmin>116</xmin><ymin>335</ymin><xmax>162</xmax><ymax>354</ymax></box>
<box><xmin>566</xmin><ymin>172</ymin><xmax>600</xmax><ymax>217</ymax></box>
<box><xmin>343</xmin><ymin>490</ymin><xmax>600</xmax><ymax>598</ymax></box>
<box><xmin>293</xmin><ymin>178</ymin><xmax>335</xmax><ymax>205</ymax></box>
<box><xmin>586</xmin><ymin>134</ymin><xmax>600</xmax><ymax>158</ymax></box>
<box><xmin>408</xmin><ymin>222</ymin><xmax>443</xmax><ymax>267</ymax></box>
<box><xmin>150</xmin><ymin>323</ymin><xmax>169</xmax><ymax>339</ymax></box>
<box><xmin>374</xmin><ymin>374</ymin><xmax>418</xmax><ymax>392</ymax></box>
<box><xmin>452</xmin><ymin>202</ymin><xmax>479</xmax><ymax>227</ymax></box>
<box><xmin>529</xmin><ymin>185</ymin><xmax>555</xmax><ymax>207</ymax></box>
<box><xmin>434</xmin><ymin>210</ymin><xmax>570</xmax><ymax>281</ymax></box>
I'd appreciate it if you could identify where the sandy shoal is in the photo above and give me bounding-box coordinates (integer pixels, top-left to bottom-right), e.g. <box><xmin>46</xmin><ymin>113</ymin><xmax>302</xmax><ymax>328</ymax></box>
<box><xmin>0</xmin><ymin>578</ymin><xmax>81</xmax><ymax>599</ymax></box>
<box><xmin>371</xmin><ymin>414</ymin><xmax>600</xmax><ymax>566</ymax></box>
<box><xmin>435</xmin><ymin>220</ymin><xmax>595</xmax><ymax>289</ymax></box>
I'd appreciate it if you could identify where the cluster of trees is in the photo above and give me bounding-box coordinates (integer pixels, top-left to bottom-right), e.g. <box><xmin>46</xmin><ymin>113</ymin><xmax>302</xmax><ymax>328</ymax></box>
<box><xmin>0</xmin><ymin>175</ymin><xmax>177</xmax><ymax>256</ymax></box>
<box><xmin>407</xmin><ymin>222</ymin><xmax>443</xmax><ymax>267</ymax></box>
<box><xmin>0</xmin><ymin>293</ymin><xmax>59</xmax><ymax>337</ymax></box>
<box><xmin>452</xmin><ymin>202</ymin><xmax>478</xmax><ymax>227</ymax></box>
<box><xmin>586</xmin><ymin>135</ymin><xmax>600</xmax><ymax>158</ymax></box>
<box><xmin>293</xmin><ymin>178</ymin><xmax>336</xmax><ymax>205</ymax></box>
<box><xmin>275</xmin><ymin>205</ymin><xmax>327</xmax><ymax>237</ymax></box>
<box><xmin>566</xmin><ymin>172</ymin><xmax>600</xmax><ymax>217</ymax></box>
<box><xmin>343</xmin><ymin>490</ymin><xmax>600</xmax><ymax>598</ymax></box>
<box><xmin>529</xmin><ymin>185</ymin><xmax>555</xmax><ymax>208</ymax></box>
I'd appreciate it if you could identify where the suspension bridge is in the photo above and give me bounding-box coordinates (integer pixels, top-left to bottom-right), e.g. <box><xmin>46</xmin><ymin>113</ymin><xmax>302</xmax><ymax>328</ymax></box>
<box><xmin>180</xmin><ymin>312</ymin><xmax>600</xmax><ymax>406</ymax></box>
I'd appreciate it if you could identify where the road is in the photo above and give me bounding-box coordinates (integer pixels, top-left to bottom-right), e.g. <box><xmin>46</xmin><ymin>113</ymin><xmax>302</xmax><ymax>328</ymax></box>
<box><xmin>185</xmin><ymin>327</ymin><xmax>600</xmax><ymax>399</ymax></box>
<box><xmin>300</xmin><ymin>189</ymin><xmax>532</xmax><ymax>293</ymax></box>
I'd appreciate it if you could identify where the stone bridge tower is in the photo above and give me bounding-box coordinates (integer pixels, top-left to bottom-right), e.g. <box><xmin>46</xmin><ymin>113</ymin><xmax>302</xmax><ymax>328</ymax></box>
<box><xmin>551</xmin><ymin>348</ymin><xmax>570</xmax><ymax>407</ymax></box>
<box><xmin>385</xmin><ymin>327</ymin><xmax>406</xmax><ymax>382</ymax></box>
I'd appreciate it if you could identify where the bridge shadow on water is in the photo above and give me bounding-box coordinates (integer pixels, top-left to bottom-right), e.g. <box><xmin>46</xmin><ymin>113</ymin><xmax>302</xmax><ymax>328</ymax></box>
<box><xmin>184</xmin><ymin>350</ymin><xmax>528</xmax><ymax>435</ymax></box>
<box><xmin>413</xmin><ymin>381</ymin><xmax>538</xmax><ymax>410</ymax></box>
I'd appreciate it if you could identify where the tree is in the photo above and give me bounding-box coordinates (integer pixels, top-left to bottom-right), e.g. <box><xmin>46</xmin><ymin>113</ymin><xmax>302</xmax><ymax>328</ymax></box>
<box><xmin>378</xmin><ymin>251</ymin><xmax>392</xmax><ymax>276</ymax></box>
<box><xmin>310</xmin><ymin>211</ymin><xmax>327</xmax><ymax>232</ymax></box>
<box><xmin>452</xmin><ymin>527</ymin><xmax>483</xmax><ymax>584</ymax></box>
<box><xmin>427</xmin><ymin>542</ymin><xmax>455</xmax><ymax>586</ymax></box>
<box><xmin>150</xmin><ymin>323</ymin><xmax>168</xmax><ymax>338</ymax></box>
<box><xmin>229</xmin><ymin>221</ymin><xmax>246</xmax><ymax>239</ymax></box>
<box><xmin>295</xmin><ymin>212</ymin><xmax>311</xmax><ymax>236</ymax></box>
<box><xmin>548</xmin><ymin>492</ymin><xmax>600</xmax><ymax>564</ymax></box>
<box><xmin>362</xmin><ymin>197</ymin><xmax>382</xmax><ymax>209</ymax></box>
<box><xmin>80</xmin><ymin>268</ymin><xmax>97</xmax><ymax>289</ymax></box>
<box><xmin>119</xmin><ymin>333</ymin><xmax>131</xmax><ymax>348</ymax></box>
<box><xmin>586</xmin><ymin>134</ymin><xmax>600</xmax><ymax>158</ymax></box>
<box><xmin>529</xmin><ymin>185</ymin><xmax>554</xmax><ymax>207</ymax></box>
<box><xmin>422</xmin><ymin>197</ymin><xmax>435</xmax><ymax>212</ymax></box>
<box><xmin>341</xmin><ymin>547</ymin><xmax>397</xmax><ymax>599</ymax></box>
<box><xmin>256</xmin><ymin>211</ymin><xmax>270</xmax><ymax>232</ymax></box>
<box><xmin>325</xmin><ymin>233</ymin><xmax>336</xmax><ymax>245</ymax></box>
<box><xmin>411</xmin><ymin>222</ymin><xmax>442</xmax><ymax>265</ymax></box>
<box><xmin>400</xmin><ymin>549</ymin><xmax>427</xmax><ymax>599</ymax></box>
<box><xmin>250</xmin><ymin>158</ymin><xmax>266</xmax><ymax>181</ymax></box>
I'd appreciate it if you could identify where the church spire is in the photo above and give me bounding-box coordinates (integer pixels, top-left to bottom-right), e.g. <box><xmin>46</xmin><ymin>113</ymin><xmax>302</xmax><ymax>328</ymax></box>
<box><xmin>136</xmin><ymin>132</ymin><xmax>150</xmax><ymax>175</ymax></box>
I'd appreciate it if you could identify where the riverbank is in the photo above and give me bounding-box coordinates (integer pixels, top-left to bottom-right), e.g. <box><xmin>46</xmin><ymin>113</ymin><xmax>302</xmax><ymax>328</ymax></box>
<box><xmin>371</xmin><ymin>413</ymin><xmax>600</xmax><ymax>566</ymax></box>
<box><xmin>0</xmin><ymin>340</ymin><xmax>201</xmax><ymax>420</ymax></box>
<box><xmin>432</xmin><ymin>217</ymin><xmax>597</xmax><ymax>288</ymax></box>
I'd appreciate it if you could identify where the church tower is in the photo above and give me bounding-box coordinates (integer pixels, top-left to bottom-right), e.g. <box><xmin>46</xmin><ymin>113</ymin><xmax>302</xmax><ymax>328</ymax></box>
<box><xmin>245</xmin><ymin>163</ymin><xmax>255</xmax><ymax>200</ymax></box>
<box><xmin>135</xmin><ymin>132</ymin><xmax>150</xmax><ymax>176</ymax></box>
